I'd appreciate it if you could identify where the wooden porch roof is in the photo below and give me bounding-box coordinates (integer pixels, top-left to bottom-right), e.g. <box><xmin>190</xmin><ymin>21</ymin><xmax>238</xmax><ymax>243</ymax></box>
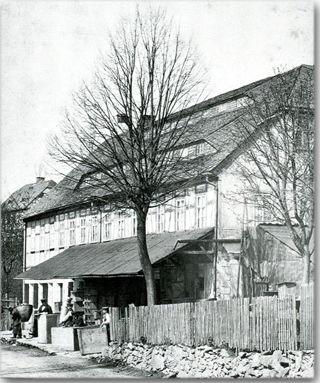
<box><xmin>16</xmin><ymin>228</ymin><xmax>214</xmax><ymax>280</ymax></box>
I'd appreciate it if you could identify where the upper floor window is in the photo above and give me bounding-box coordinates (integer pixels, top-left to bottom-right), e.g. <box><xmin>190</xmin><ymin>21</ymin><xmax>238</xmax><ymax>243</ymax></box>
<box><xmin>254</xmin><ymin>203</ymin><xmax>272</xmax><ymax>224</ymax></box>
<box><xmin>156</xmin><ymin>205</ymin><xmax>165</xmax><ymax>233</ymax></box>
<box><xmin>118</xmin><ymin>212</ymin><xmax>125</xmax><ymax>238</ymax></box>
<box><xmin>80</xmin><ymin>218</ymin><xmax>86</xmax><ymax>244</ymax></box>
<box><xmin>196</xmin><ymin>195</ymin><xmax>206</xmax><ymax>228</ymax></box>
<box><xmin>132</xmin><ymin>211</ymin><xmax>137</xmax><ymax>236</ymax></box>
<box><xmin>69</xmin><ymin>220</ymin><xmax>76</xmax><ymax>246</ymax></box>
<box><xmin>91</xmin><ymin>216</ymin><xmax>99</xmax><ymax>242</ymax></box>
<box><xmin>31</xmin><ymin>228</ymin><xmax>36</xmax><ymax>252</ymax></box>
<box><xmin>176</xmin><ymin>199</ymin><xmax>186</xmax><ymax>231</ymax></box>
<box><xmin>49</xmin><ymin>223</ymin><xmax>55</xmax><ymax>249</ymax></box>
<box><xmin>59</xmin><ymin>222</ymin><xmax>65</xmax><ymax>247</ymax></box>
<box><xmin>103</xmin><ymin>214</ymin><xmax>112</xmax><ymax>240</ymax></box>
<box><xmin>39</xmin><ymin>226</ymin><xmax>45</xmax><ymax>251</ymax></box>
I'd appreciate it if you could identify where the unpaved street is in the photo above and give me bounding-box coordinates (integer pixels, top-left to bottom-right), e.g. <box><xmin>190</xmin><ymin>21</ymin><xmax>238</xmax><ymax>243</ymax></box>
<box><xmin>1</xmin><ymin>341</ymin><xmax>157</xmax><ymax>379</ymax></box>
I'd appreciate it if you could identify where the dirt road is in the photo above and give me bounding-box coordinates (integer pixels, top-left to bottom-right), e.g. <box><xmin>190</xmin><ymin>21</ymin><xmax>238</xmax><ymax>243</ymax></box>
<box><xmin>1</xmin><ymin>341</ymin><xmax>158</xmax><ymax>379</ymax></box>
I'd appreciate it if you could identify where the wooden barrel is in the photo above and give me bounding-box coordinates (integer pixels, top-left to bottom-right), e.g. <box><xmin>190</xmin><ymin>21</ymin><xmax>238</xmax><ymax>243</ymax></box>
<box><xmin>16</xmin><ymin>304</ymin><xmax>33</xmax><ymax>322</ymax></box>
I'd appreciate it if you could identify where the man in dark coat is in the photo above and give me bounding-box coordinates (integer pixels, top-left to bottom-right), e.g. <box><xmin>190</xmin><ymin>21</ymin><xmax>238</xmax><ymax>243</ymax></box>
<box><xmin>38</xmin><ymin>298</ymin><xmax>53</xmax><ymax>314</ymax></box>
<box><xmin>32</xmin><ymin>298</ymin><xmax>53</xmax><ymax>337</ymax></box>
<box><xmin>9</xmin><ymin>307</ymin><xmax>22</xmax><ymax>339</ymax></box>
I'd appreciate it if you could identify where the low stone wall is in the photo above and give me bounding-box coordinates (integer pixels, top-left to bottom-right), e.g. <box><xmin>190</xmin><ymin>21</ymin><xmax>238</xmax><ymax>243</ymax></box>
<box><xmin>103</xmin><ymin>342</ymin><xmax>314</xmax><ymax>378</ymax></box>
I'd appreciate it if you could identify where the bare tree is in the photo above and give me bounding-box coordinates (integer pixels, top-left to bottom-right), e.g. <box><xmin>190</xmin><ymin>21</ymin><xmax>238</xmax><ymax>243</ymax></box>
<box><xmin>49</xmin><ymin>7</ymin><xmax>208</xmax><ymax>305</ymax></box>
<box><xmin>233</xmin><ymin>66</ymin><xmax>314</xmax><ymax>283</ymax></box>
<box><xmin>1</xmin><ymin>204</ymin><xmax>24</xmax><ymax>301</ymax></box>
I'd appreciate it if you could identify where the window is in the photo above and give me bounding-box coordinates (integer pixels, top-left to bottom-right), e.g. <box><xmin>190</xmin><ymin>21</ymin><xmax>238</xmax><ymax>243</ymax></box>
<box><xmin>39</xmin><ymin>226</ymin><xmax>45</xmax><ymax>251</ymax></box>
<box><xmin>59</xmin><ymin>222</ymin><xmax>65</xmax><ymax>247</ymax></box>
<box><xmin>195</xmin><ymin>184</ymin><xmax>207</xmax><ymax>194</ymax></box>
<box><xmin>31</xmin><ymin>228</ymin><xmax>36</xmax><ymax>252</ymax></box>
<box><xmin>69</xmin><ymin>220</ymin><xmax>76</xmax><ymax>246</ymax></box>
<box><xmin>118</xmin><ymin>213</ymin><xmax>125</xmax><ymax>238</ymax></box>
<box><xmin>255</xmin><ymin>203</ymin><xmax>272</xmax><ymax>223</ymax></box>
<box><xmin>181</xmin><ymin>147</ymin><xmax>189</xmax><ymax>158</ymax></box>
<box><xmin>132</xmin><ymin>212</ymin><xmax>137</xmax><ymax>236</ymax></box>
<box><xmin>173</xmin><ymin>147</ymin><xmax>189</xmax><ymax>159</ymax></box>
<box><xmin>156</xmin><ymin>205</ymin><xmax>165</xmax><ymax>233</ymax></box>
<box><xmin>91</xmin><ymin>216</ymin><xmax>99</xmax><ymax>242</ymax></box>
<box><xmin>195</xmin><ymin>142</ymin><xmax>205</xmax><ymax>156</ymax></box>
<box><xmin>255</xmin><ymin>205</ymin><xmax>264</xmax><ymax>223</ymax></box>
<box><xmin>80</xmin><ymin>218</ymin><xmax>86</xmax><ymax>244</ymax></box>
<box><xmin>80</xmin><ymin>209</ymin><xmax>87</xmax><ymax>217</ymax></box>
<box><xmin>176</xmin><ymin>199</ymin><xmax>185</xmax><ymax>231</ymax></box>
<box><xmin>264</xmin><ymin>208</ymin><xmax>272</xmax><ymax>222</ymax></box>
<box><xmin>196</xmin><ymin>195</ymin><xmax>206</xmax><ymax>228</ymax></box>
<box><xmin>49</xmin><ymin>223</ymin><xmax>55</xmax><ymax>249</ymax></box>
<box><xmin>104</xmin><ymin>214</ymin><xmax>112</xmax><ymax>240</ymax></box>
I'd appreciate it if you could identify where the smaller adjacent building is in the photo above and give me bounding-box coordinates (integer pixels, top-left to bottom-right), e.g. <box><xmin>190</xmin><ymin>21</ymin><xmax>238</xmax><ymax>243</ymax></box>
<box><xmin>2</xmin><ymin>177</ymin><xmax>56</xmax><ymax>301</ymax></box>
<box><xmin>252</xmin><ymin>224</ymin><xmax>314</xmax><ymax>293</ymax></box>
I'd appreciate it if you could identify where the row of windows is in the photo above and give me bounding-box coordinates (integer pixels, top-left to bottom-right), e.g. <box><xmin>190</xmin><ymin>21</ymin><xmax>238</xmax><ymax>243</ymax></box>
<box><xmin>28</xmin><ymin>195</ymin><xmax>208</xmax><ymax>252</ymax></box>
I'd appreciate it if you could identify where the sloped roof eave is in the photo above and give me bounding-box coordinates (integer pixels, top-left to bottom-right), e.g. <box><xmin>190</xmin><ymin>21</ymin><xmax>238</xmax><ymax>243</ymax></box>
<box><xmin>15</xmin><ymin>228</ymin><xmax>214</xmax><ymax>280</ymax></box>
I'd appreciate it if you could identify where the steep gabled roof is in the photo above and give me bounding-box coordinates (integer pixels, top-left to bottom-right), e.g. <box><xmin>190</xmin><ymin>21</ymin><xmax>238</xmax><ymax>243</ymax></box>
<box><xmin>24</xmin><ymin>64</ymin><xmax>314</xmax><ymax>220</ymax></box>
<box><xmin>2</xmin><ymin>179</ymin><xmax>56</xmax><ymax>212</ymax></box>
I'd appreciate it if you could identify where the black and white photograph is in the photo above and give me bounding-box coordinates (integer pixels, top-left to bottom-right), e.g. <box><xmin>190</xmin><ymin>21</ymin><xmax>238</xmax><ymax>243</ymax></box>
<box><xmin>1</xmin><ymin>1</ymin><xmax>314</xmax><ymax>379</ymax></box>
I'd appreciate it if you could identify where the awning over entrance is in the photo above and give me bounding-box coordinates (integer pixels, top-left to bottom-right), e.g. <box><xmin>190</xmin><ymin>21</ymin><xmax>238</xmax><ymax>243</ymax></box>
<box><xmin>16</xmin><ymin>228</ymin><xmax>214</xmax><ymax>280</ymax></box>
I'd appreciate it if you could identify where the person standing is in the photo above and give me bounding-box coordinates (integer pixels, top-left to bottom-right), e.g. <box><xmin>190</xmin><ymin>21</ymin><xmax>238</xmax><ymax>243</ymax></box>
<box><xmin>10</xmin><ymin>307</ymin><xmax>22</xmax><ymax>339</ymax></box>
<box><xmin>31</xmin><ymin>298</ymin><xmax>53</xmax><ymax>337</ymax></box>
<box><xmin>100</xmin><ymin>307</ymin><xmax>110</xmax><ymax>342</ymax></box>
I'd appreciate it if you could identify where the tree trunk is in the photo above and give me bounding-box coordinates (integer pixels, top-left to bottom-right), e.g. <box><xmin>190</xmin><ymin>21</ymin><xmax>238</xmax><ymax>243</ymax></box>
<box><xmin>302</xmin><ymin>244</ymin><xmax>311</xmax><ymax>284</ymax></box>
<box><xmin>136</xmin><ymin>208</ymin><xmax>156</xmax><ymax>306</ymax></box>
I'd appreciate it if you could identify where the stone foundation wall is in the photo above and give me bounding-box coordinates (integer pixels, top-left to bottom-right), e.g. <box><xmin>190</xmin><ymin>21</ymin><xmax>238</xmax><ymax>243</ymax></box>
<box><xmin>103</xmin><ymin>342</ymin><xmax>314</xmax><ymax>378</ymax></box>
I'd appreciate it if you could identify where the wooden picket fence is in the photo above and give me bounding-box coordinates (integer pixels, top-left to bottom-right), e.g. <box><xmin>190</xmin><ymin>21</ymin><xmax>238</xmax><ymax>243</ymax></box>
<box><xmin>299</xmin><ymin>283</ymin><xmax>314</xmax><ymax>350</ymax></box>
<box><xmin>110</xmin><ymin>284</ymin><xmax>314</xmax><ymax>352</ymax></box>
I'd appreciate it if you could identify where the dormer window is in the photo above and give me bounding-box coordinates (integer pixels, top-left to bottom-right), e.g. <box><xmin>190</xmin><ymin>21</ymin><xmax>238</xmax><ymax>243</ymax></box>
<box><xmin>195</xmin><ymin>142</ymin><xmax>205</xmax><ymax>155</ymax></box>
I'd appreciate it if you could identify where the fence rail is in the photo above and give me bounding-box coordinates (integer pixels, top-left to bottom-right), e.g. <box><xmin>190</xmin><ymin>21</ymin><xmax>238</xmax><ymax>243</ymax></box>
<box><xmin>110</xmin><ymin>283</ymin><xmax>313</xmax><ymax>352</ymax></box>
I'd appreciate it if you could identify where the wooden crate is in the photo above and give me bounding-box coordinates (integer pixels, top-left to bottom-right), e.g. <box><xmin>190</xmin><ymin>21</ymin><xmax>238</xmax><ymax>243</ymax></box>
<box><xmin>77</xmin><ymin>326</ymin><xmax>108</xmax><ymax>355</ymax></box>
<box><xmin>51</xmin><ymin>327</ymin><xmax>80</xmax><ymax>351</ymax></box>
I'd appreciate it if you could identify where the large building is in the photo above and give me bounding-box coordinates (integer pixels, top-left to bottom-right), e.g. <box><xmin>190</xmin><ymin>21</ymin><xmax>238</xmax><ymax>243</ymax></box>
<box><xmin>16</xmin><ymin>65</ymin><xmax>314</xmax><ymax>312</ymax></box>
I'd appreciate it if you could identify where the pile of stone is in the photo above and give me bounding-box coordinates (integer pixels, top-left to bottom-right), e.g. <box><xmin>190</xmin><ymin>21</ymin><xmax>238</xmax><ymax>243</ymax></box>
<box><xmin>102</xmin><ymin>342</ymin><xmax>314</xmax><ymax>378</ymax></box>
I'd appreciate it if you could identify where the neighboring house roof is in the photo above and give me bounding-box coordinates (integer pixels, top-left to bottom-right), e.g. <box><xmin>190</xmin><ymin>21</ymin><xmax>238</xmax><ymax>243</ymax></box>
<box><xmin>23</xmin><ymin>64</ymin><xmax>313</xmax><ymax>220</ymax></box>
<box><xmin>257</xmin><ymin>224</ymin><xmax>314</xmax><ymax>255</ymax></box>
<box><xmin>16</xmin><ymin>228</ymin><xmax>213</xmax><ymax>280</ymax></box>
<box><xmin>2</xmin><ymin>178</ymin><xmax>56</xmax><ymax>212</ymax></box>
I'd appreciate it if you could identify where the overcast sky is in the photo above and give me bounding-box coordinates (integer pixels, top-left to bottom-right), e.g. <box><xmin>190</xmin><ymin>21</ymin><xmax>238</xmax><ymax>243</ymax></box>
<box><xmin>1</xmin><ymin>1</ymin><xmax>314</xmax><ymax>199</ymax></box>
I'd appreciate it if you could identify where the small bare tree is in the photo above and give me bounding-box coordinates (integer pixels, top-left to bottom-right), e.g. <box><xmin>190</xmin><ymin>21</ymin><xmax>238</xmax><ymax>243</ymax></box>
<box><xmin>233</xmin><ymin>66</ymin><xmax>314</xmax><ymax>283</ymax></box>
<box><xmin>49</xmin><ymin>7</ymin><xmax>208</xmax><ymax>305</ymax></box>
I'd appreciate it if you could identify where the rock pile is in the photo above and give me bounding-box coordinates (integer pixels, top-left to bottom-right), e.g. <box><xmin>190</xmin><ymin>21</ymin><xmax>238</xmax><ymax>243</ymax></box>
<box><xmin>102</xmin><ymin>342</ymin><xmax>314</xmax><ymax>378</ymax></box>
